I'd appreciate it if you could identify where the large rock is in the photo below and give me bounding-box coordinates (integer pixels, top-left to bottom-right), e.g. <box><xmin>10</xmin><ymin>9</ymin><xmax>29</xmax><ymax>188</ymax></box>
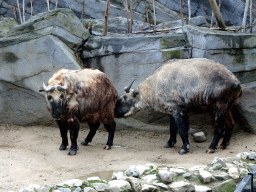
<box><xmin>1</xmin><ymin>8</ymin><xmax>90</xmax><ymax>50</ymax></box>
<box><xmin>184</xmin><ymin>25</ymin><xmax>256</xmax><ymax>78</ymax></box>
<box><xmin>82</xmin><ymin>32</ymin><xmax>190</xmax><ymax>95</ymax></box>
<box><xmin>0</xmin><ymin>35</ymin><xmax>81</xmax><ymax>125</ymax></box>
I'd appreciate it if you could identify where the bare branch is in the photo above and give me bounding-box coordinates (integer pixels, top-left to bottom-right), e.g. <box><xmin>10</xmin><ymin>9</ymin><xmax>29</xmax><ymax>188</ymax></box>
<box><xmin>47</xmin><ymin>0</ymin><xmax>50</xmax><ymax>11</ymax></box>
<box><xmin>145</xmin><ymin>8</ymin><xmax>151</xmax><ymax>30</ymax></box>
<box><xmin>242</xmin><ymin>0</ymin><xmax>250</xmax><ymax>32</ymax></box>
<box><xmin>208</xmin><ymin>0</ymin><xmax>226</xmax><ymax>29</ymax></box>
<box><xmin>188</xmin><ymin>0</ymin><xmax>191</xmax><ymax>24</ymax></box>
<box><xmin>55</xmin><ymin>0</ymin><xmax>58</xmax><ymax>9</ymax></box>
<box><xmin>153</xmin><ymin>0</ymin><xmax>156</xmax><ymax>29</ymax></box>
<box><xmin>11</xmin><ymin>5</ymin><xmax>17</xmax><ymax>21</ymax></box>
<box><xmin>23</xmin><ymin>0</ymin><xmax>25</xmax><ymax>22</ymax></box>
<box><xmin>17</xmin><ymin>0</ymin><xmax>23</xmax><ymax>23</ymax></box>
<box><xmin>30</xmin><ymin>0</ymin><xmax>33</xmax><ymax>17</ymax></box>
<box><xmin>180</xmin><ymin>0</ymin><xmax>184</xmax><ymax>26</ymax></box>
<box><xmin>103</xmin><ymin>0</ymin><xmax>111</xmax><ymax>36</ymax></box>
<box><xmin>250</xmin><ymin>0</ymin><xmax>252</xmax><ymax>33</ymax></box>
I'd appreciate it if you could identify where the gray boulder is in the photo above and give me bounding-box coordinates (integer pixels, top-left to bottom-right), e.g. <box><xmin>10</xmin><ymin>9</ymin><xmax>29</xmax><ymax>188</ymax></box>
<box><xmin>193</xmin><ymin>132</ymin><xmax>207</xmax><ymax>143</ymax></box>
<box><xmin>0</xmin><ymin>35</ymin><xmax>81</xmax><ymax>125</ymax></box>
<box><xmin>2</xmin><ymin>8</ymin><xmax>90</xmax><ymax>50</ymax></box>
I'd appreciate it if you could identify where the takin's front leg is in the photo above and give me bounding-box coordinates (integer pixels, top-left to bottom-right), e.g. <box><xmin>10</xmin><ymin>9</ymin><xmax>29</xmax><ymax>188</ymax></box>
<box><xmin>164</xmin><ymin>115</ymin><xmax>177</xmax><ymax>148</ymax></box>
<box><xmin>174</xmin><ymin>111</ymin><xmax>190</xmax><ymax>155</ymax></box>
<box><xmin>56</xmin><ymin>120</ymin><xmax>69</xmax><ymax>151</ymax></box>
<box><xmin>81</xmin><ymin>121</ymin><xmax>100</xmax><ymax>146</ymax></box>
<box><xmin>104</xmin><ymin>121</ymin><xmax>116</xmax><ymax>150</ymax></box>
<box><xmin>67</xmin><ymin>118</ymin><xmax>80</xmax><ymax>156</ymax></box>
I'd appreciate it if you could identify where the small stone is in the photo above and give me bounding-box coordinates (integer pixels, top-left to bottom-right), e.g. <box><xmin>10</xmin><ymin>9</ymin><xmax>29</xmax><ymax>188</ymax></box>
<box><xmin>124</xmin><ymin>165</ymin><xmax>147</xmax><ymax>177</ymax></box>
<box><xmin>169</xmin><ymin>168</ymin><xmax>186</xmax><ymax>175</ymax></box>
<box><xmin>194</xmin><ymin>185</ymin><xmax>212</xmax><ymax>192</ymax></box>
<box><xmin>83</xmin><ymin>187</ymin><xmax>97</xmax><ymax>192</ymax></box>
<box><xmin>87</xmin><ymin>177</ymin><xmax>101</xmax><ymax>182</ymax></box>
<box><xmin>141</xmin><ymin>184</ymin><xmax>158</xmax><ymax>192</ymax></box>
<box><xmin>193</xmin><ymin>132</ymin><xmax>207</xmax><ymax>142</ymax></box>
<box><xmin>213</xmin><ymin>179</ymin><xmax>236</xmax><ymax>192</ymax></box>
<box><xmin>125</xmin><ymin>177</ymin><xmax>142</xmax><ymax>192</ymax></box>
<box><xmin>158</xmin><ymin>170</ymin><xmax>174</xmax><ymax>183</ymax></box>
<box><xmin>248</xmin><ymin>152</ymin><xmax>256</xmax><ymax>160</ymax></box>
<box><xmin>228</xmin><ymin>167</ymin><xmax>240</xmax><ymax>181</ymax></box>
<box><xmin>112</xmin><ymin>171</ymin><xmax>125</xmax><ymax>180</ymax></box>
<box><xmin>236</xmin><ymin>152</ymin><xmax>250</xmax><ymax>160</ymax></box>
<box><xmin>211</xmin><ymin>157</ymin><xmax>226</xmax><ymax>167</ymax></box>
<box><xmin>212</xmin><ymin>171</ymin><xmax>230</xmax><ymax>181</ymax></box>
<box><xmin>248</xmin><ymin>164</ymin><xmax>256</xmax><ymax>170</ymax></box>
<box><xmin>210</xmin><ymin>163</ymin><xmax>223</xmax><ymax>171</ymax></box>
<box><xmin>56</xmin><ymin>188</ymin><xmax>71</xmax><ymax>192</ymax></box>
<box><xmin>142</xmin><ymin>174</ymin><xmax>157</xmax><ymax>183</ymax></box>
<box><xmin>91</xmin><ymin>183</ymin><xmax>109</xmax><ymax>192</ymax></box>
<box><xmin>199</xmin><ymin>170</ymin><xmax>212</xmax><ymax>183</ymax></box>
<box><xmin>182</xmin><ymin>172</ymin><xmax>192</xmax><ymax>179</ymax></box>
<box><xmin>57</xmin><ymin>179</ymin><xmax>84</xmax><ymax>187</ymax></box>
<box><xmin>189</xmin><ymin>166</ymin><xmax>206</xmax><ymax>172</ymax></box>
<box><xmin>108</xmin><ymin>180</ymin><xmax>131</xmax><ymax>192</ymax></box>
<box><xmin>74</xmin><ymin>187</ymin><xmax>81</xmax><ymax>192</ymax></box>
<box><xmin>168</xmin><ymin>181</ymin><xmax>195</xmax><ymax>192</ymax></box>
<box><xmin>152</xmin><ymin>182</ymin><xmax>168</xmax><ymax>190</ymax></box>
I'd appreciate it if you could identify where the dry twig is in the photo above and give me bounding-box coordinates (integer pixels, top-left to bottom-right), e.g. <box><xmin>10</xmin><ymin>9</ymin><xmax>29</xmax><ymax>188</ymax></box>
<box><xmin>17</xmin><ymin>0</ymin><xmax>23</xmax><ymax>23</ymax></box>
<box><xmin>103</xmin><ymin>0</ymin><xmax>110</xmax><ymax>36</ymax></box>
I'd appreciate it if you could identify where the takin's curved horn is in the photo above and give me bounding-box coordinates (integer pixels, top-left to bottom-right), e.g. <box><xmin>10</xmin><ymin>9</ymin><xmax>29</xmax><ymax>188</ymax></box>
<box><xmin>57</xmin><ymin>81</ymin><xmax>68</xmax><ymax>91</ymax></box>
<box><xmin>42</xmin><ymin>82</ymin><xmax>55</xmax><ymax>92</ymax></box>
<box><xmin>124</xmin><ymin>79</ymin><xmax>135</xmax><ymax>93</ymax></box>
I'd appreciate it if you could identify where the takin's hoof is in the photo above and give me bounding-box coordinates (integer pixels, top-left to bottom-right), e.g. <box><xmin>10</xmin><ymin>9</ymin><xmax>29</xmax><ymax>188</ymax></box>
<box><xmin>104</xmin><ymin>145</ymin><xmax>111</xmax><ymax>150</ymax></box>
<box><xmin>178</xmin><ymin>148</ymin><xmax>189</xmax><ymax>155</ymax></box>
<box><xmin>59</xmin><ymin>144</ymin><xmax>67</xmax><ymax>151</ymax></box>
<box><xmin>219</xmin><ymin>142</ymin><xmax>230</xmax><ymax>150</ymax></box>
<box><xmin>81</xmin><ymin>141</ymin><xmax>88</xmax><ymax>146</ymax></box>
<box><xmin>68</xmin><ymin>149</ymin><xmax>77</xmax><ymax>156</ymax></box>
<box><xmin>206</xmin><ymin>148</ymin><xmax>215</xmax><ymax>154</ymax></box>
<box><xmin>163</xmin><ymin>141</ymin><xmax>176</xmax><ymax>148</ymax></box>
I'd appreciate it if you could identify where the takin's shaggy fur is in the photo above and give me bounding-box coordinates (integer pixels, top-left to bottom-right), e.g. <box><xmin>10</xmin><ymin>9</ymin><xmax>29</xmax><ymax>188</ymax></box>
<box><xmin>39</xmin><ymin>68</ymin><xmax>117</xmax><ymax>155</ymax></box>
<box><xmin>115</xmin><ymin>58</ymin><xmax>242</xmax><ymax>154</ymax></box>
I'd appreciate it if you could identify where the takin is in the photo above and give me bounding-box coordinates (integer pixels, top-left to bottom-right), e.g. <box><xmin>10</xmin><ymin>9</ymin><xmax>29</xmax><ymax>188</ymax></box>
<box><xmin>115</xmin><ymin>58</ymin><xmax>242</xmax><ymax>155</ymax></box>
<box><xmin>39</xmin><ymin>68</ymin><xmax>117</xmax><ymax>155</ymax></box>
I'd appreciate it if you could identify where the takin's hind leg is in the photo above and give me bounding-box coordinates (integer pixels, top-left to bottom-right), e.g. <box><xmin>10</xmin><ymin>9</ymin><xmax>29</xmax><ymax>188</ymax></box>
<box><xmin>219</xmin><ymin>109</ymin><xmax>234</xmax><ymax>150</ymax></box>
<box><xmin>104</xmin><ymin>121</ymin><xmax>116</xmax><ymax>150</ymax></box>
<box><xmin>207</xmin><ymin>105</ymin><xmax>226</xmax><ymax>154</ymax></box>
<box><xmin>173</xmin><ymin>111</ymin><xmax>190</xmax><ymax>155</ymax></box>
<box><xmin>164</xmin><ymin>115</ymin><xmax>178</xmax><ymax>148</ymax></box>
<box><xmin>81</xmin><ymin>121</ymin><xmax>100</xmax><ymax>146</ymax></box>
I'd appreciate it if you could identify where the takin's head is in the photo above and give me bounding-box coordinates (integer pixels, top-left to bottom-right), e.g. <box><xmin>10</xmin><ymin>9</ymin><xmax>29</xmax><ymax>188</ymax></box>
<box><xmin>115</xmin><ymin>80</ymin><xmax>140</xmax><ymax>118</ymax></box>
<box><xmin>39</xmin><ymin>82</ymin><xmax>68</xmax><ymax>120</ymax></box>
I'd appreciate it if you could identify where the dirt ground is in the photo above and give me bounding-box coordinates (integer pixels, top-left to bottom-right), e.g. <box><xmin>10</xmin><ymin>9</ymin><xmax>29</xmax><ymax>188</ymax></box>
<box><xmin>1</xmin><ymin>118</ymin><xmax>256</xmax><ymax>191</ymax></box>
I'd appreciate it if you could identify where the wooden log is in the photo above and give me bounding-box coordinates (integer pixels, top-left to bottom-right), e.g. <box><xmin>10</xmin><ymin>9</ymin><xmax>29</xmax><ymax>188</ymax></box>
<box><xmin>208</xmin><ymin>0</ymin><xmax>226</xmax><ymax>29</ymax></box>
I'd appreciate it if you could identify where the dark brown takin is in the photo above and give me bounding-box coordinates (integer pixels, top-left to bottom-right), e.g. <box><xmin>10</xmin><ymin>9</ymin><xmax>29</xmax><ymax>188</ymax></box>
<box><xmin>115</xmin><ymin>58</ymin><xmax>242</xmax><ymax>155</ymax></box>
<box><xmin>39</xmin><ymin>68</ymin><xmax>117</xmax><ymax>155</ymax></box>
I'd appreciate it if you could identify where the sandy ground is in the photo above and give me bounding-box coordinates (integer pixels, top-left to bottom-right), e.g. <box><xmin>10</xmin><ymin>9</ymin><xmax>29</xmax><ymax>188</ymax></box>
<box><xmin>0</xmin><ymin>118</ymin><xmax>256</xmax><ymax>191</ymax></box>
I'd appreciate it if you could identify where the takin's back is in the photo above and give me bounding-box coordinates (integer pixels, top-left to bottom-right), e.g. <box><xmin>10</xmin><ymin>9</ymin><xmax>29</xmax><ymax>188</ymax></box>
<box><xmin>138</xmin><ymin>58</ymin><xmax>241</xmax><ymax>109</ymax></box>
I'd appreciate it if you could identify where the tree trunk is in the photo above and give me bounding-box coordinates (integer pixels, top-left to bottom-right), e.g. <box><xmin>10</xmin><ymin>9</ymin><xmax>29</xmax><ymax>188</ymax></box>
<box><xmin>30</xmin><ymin>0</ymin><xmax>33</xmax><ymax>17</ymax></box>
<box><xmin>103</xmin><ymin>0</ymin><xmax>111</xmax><ymax>36</ymax></box>
<box><xmin>188</xmin><ymin>0</ymin><xmax>191</xmax><ymax>24</ymax></box>
<box><xmin>208</xmin><ymin>0</ymin><xmax>226</xmax><ymax>29</ymax></box>
<box><xmin>153</xmin><ymin>0</ymin><xmax>156</xmax><ymax>29</ymax></box>
<box><xmin>242</xmin><ymin>0</ymin><xmax>250</xmax><ymax>32</ymax></box>
<box><xmin>17</xmin><ymin>0</ymin><xmax>23</xmax><ymax>23</ymax></box>
<box><xmin>129</xmin><ymin>0</ymin><xmax>133</xmax><ymax>33</ymax></box>
<box><xmin>249</xmin><ymin>0</ymin><xmax>252</xmax><ymax>33</ymax></box>
<box><xmin>23</xmin><ymin>0</ymin><xmax>25</xmax><ymax>22</ymax></box>
<box><xmin>47</xmin><ymin>0</ymin><xmax>50</xmax><ymax>11</ymax></box>
<box><xmin>180</xmin><ymin>0</ymin><xmax>184</xmax><ymax>26</ymax></box>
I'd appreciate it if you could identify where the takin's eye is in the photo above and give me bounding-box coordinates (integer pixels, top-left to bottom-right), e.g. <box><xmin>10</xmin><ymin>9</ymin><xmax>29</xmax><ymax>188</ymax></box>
<box><xmin>47</xmin><ymin>95</ymin><xmax>52</xmax><ymax>101</ymax></box>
